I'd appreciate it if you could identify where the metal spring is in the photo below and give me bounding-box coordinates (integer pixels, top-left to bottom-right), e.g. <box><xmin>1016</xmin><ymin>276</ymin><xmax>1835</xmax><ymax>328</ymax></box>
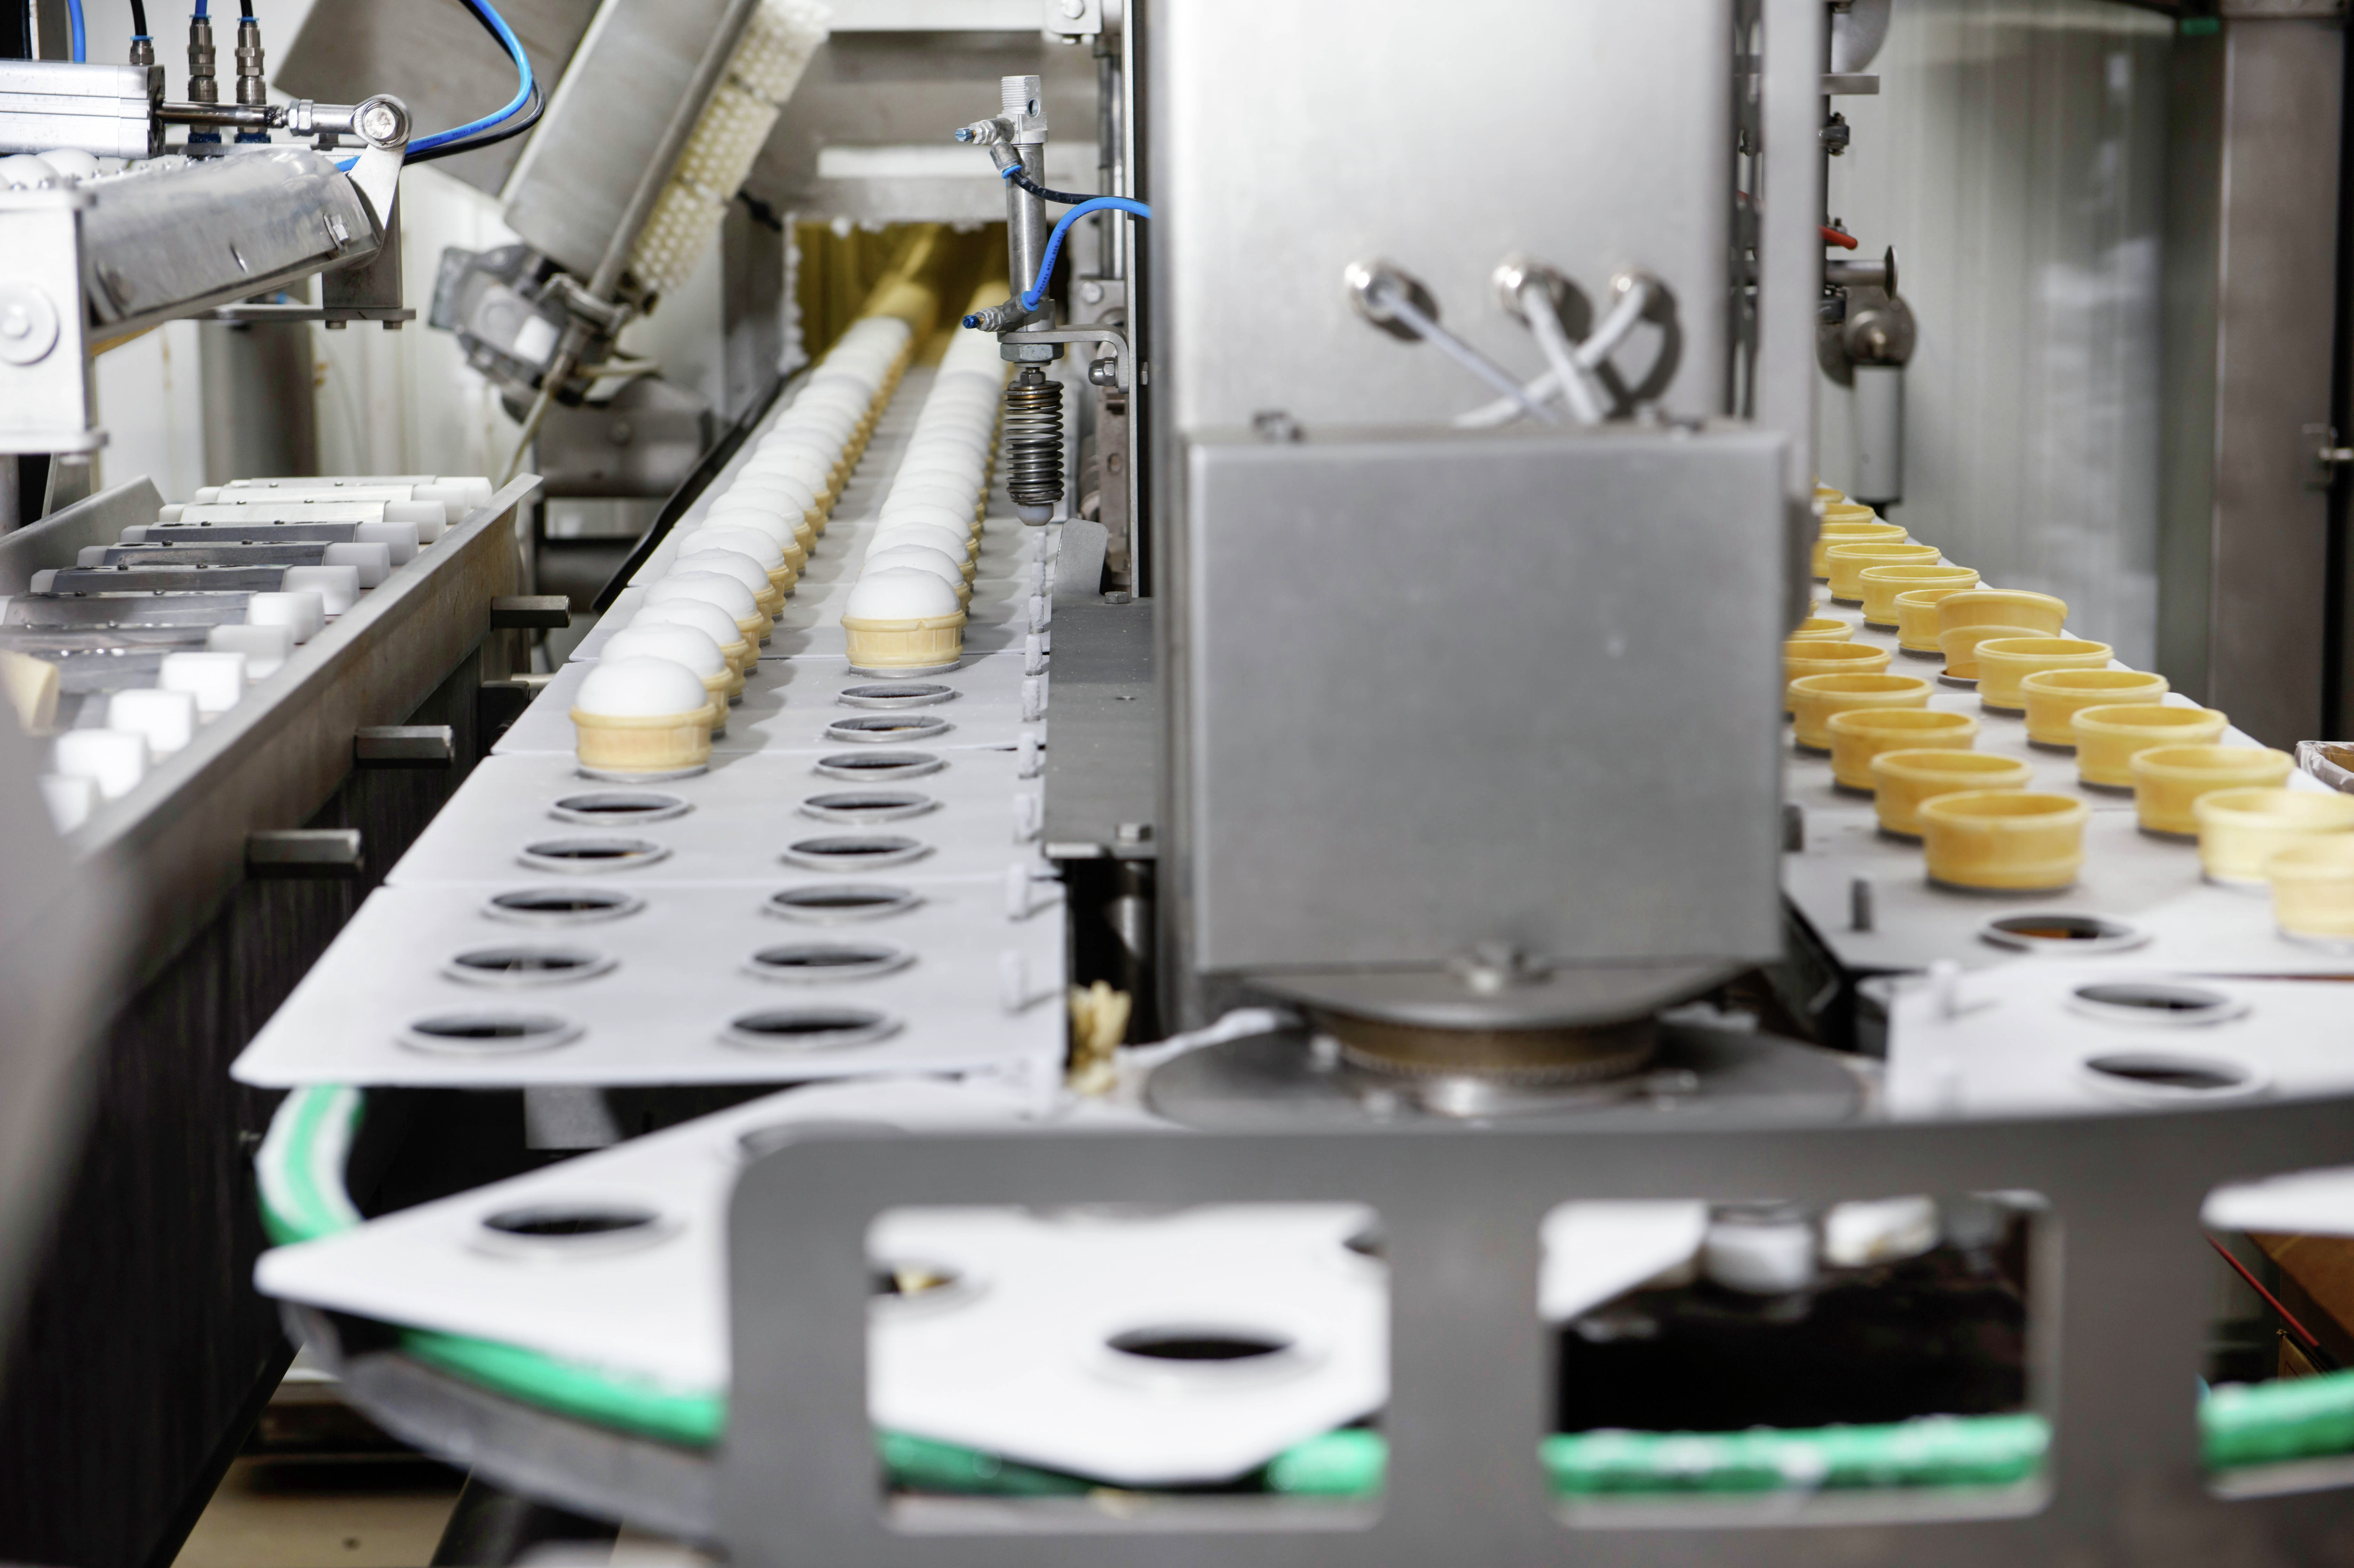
<box><xmin>1001</xmin><ymin>368</ymin><xmax>1064</xmax><ymax>514</ymax></box>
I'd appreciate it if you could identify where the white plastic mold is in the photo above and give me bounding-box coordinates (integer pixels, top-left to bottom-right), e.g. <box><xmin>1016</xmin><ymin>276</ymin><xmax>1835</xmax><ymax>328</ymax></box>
<box><xmin>866</xmin><ymin>1203</ymin><xmax>1386</xmax><ymax>1486</ymax></box>
<box><xmin>494</xmin><ymin>653</ymin><xmax>1039</xmax><ymax>759</ymax></box>
<box><xmin>231</xmin><ymin>879</ymin><xmax>1065</xmax><ymax>1088</ymax></box>
<box><xmin>1883</xmin><ymin>961</ymin><xmax>2354</xmax><ymax>1119</ymax></box>
<box><xmin>1784</xmin><ymin>808</ymin><xmax>2354</xmax><ymax>977</ymax></box>
<box><xmin>389</xmin><ymin>752</ymin><xmax>1047</xmax><ymax>886</ymax></box>
<box><xmin>253</xmin><ymin>1078</ymin><xmax>1076</xmax><ymax>1393</ymax></box>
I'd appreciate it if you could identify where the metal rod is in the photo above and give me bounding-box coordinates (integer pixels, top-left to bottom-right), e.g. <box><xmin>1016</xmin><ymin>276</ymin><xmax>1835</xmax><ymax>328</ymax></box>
<box><xmin>157</xmin><ymin>100</ymin><xmax>270</xmax><ymax>126</ymax></box>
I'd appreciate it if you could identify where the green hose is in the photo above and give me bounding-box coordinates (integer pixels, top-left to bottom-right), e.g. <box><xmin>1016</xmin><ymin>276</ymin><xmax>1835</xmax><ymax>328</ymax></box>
<box><xmin>254</xmin><ymin>1085</ymin><xmax>2354</xmax><ymax>1489</ymax></box>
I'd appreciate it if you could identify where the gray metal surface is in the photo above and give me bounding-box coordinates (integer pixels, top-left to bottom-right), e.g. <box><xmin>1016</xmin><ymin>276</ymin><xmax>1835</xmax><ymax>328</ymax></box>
<box><xmin>538</xmin><ymin>376</ymin><xmax>713</xmax><ymax>498</ymax></box>
<box><xmin>2199</xmin><ymin>17</ymin><xmax>2342</xmax><ymax>745</ymax></box>
<box><xmin>499</xmin><ymin>0</ymin><xmax>736</xmax><ymax>280</ymax></box>
<box><xmin>1147</xmin><ymin>0</ymin><xmax>1733</xmax><ymax>432</ymax></box>
<box><xmin>72</xmin><ymin>476</ymin><xmax>536</xmax><ymax>988</ymax></box>
<box><xmin>0</xmin><ymin>477</ymin><xmax>164</xmax><ymax>592</ymax></box>
<box><xmin>0</xmin><ymin>186</ymin><xmax>98</xmax><ymax>455</ymax></box>
<box><xmin>1143</xmin><ymin>1024</ymin><xmax>1862</xmax><ymax>1131</ymax></box>
<box><xmin>0</xmin><ymin>59</ymin><xmax>161</xmax><ymax>158</ymax></box>
<box><xmin>276</xmin><ymin>0</ymin><xmax>600</xmax><ymax>196</ymax></box>
<box><xmin>725</xmin><ymin>1094</ymin><xmax>2354</xmax><ymax>1565</ymax></box>
<box><xmin>289</xmin><ymin>1306</ymin><xmax>717</xmax><ymax>1543</ymax></box>
<box><xmin>746</xmin><ymin>31</ymin><xmax>1095</xmax><ymax>224</ymax></box>
<box><xmin>80</xmin><ymin>150</ymin><xmax>381</xmax><ymax>339</ymax></box>
<box><xmin>1176</xmin><ymin>428</ymin><xmax>1786</xmax><ymax>990</ymax></box>
<box><xmin>1039</xmin><ymin>595</ymin><xmax>1153</xmax><ymax>860</ymax></box>
<box><xmin>1757</xmin><ymin>0</ymin><xmax>1825</xmax><ymax>500</ymax></box>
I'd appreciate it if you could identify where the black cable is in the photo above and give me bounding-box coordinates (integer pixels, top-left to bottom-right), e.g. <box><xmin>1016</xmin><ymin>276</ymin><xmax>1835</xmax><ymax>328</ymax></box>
<box><xmin>1002</xmin><ymin>165</ymin><xmax>1108</xmax><ymax>207</ymax></box>
<box><xmin>127</xmin><ymin>0</ymin><xmax>147</xmax><ymax>38</ymax></box>
<box><xmin>404</xmin><ymin>77</ymin><xmax>541</xmax><ymax>163</ymax></box>
<box><xmin>391</xmin><ymin>0</ymin><xmax>542</xmax><ymax>163</ymax></box>
<box><xmin>238</xmin><ymin>0</ymin><xmax>252</xmax><ymax>15</ymax></box>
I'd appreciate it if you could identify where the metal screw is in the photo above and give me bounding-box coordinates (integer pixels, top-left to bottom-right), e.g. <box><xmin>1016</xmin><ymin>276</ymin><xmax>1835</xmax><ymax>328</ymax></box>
<box><xmin>358</xmin><ymin>100</ymin><xmax>401</xmax><ymax>143</ymax></box>
<box><xmin>1059</xmin><ymin>0</ymin><xmax>1085</xmax><ymax>16</ymax></box>
<box><xmin>1251</xmin><ymin>409</ymin><xmax>1302</xmax><ymax>443</ymax></box>
<box><xmin>1079</xmin><ymin>280</ymin><xmax>1103</xmax><ymax>304</ymax></box>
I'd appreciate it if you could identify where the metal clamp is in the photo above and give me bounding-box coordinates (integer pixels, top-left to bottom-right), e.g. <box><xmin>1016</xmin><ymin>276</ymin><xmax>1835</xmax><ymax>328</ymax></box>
<box><xmin>998</xmin><ymin>325</ymin><xmax>1134</xmax><ymax>391</ymax></box>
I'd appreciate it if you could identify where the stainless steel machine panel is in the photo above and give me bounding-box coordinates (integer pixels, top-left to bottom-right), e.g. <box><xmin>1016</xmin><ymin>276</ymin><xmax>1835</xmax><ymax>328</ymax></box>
<box><xmin>1150</xmin><ymin>0</ymin><xmax>1734</xmax><ymax>431</ymax></box>
<box><xmin>1180</xmin><ymin>426</ymin><xmax>1786</xmax><ymax>979</ymax></box>
<box><xmin>500</xmin><ymin>0</ymin><xmax>734</xmax><ymax>279</ymax></box>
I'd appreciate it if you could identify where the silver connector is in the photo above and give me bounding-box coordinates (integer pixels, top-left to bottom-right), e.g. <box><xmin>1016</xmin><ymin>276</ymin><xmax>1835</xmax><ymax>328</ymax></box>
<box><xmin>955</xmin><ymin>116</ymin><xmax>1015</xmax><ymax>146</ymax></box>
<box><xmin>234</xmin><ymin>16</ymin><xmax>265</xmax><ymax>108</ymax></box>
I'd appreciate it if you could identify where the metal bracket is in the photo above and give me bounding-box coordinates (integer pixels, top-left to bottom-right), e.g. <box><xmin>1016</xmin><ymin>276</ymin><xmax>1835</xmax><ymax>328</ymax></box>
<box><xmin>246</xmin><ymin>827</ymin><xmax>363</xmax><ymax>877</ymax></box>
<box><xmin>1002</xmin><ymin>325</ymin><xmax>1133</xmax><ymax>391</ymax></box>
<box><xmin>0</xmin><ymin>185</ymin><xmax>101</xmax><ymax>455</ymax></box>
<box><xmin>724</xmin><ymin>1093</ymin><xmax>2354</xmax><ymax>1567</ymax></box>
<box><xmin>490</xmin><ymin>595</ymin><xmax>572</xmax><ymax>631</ymax></box>
<box><xmin>353</xmin><ymin>725</ymin><xmax>454</xmax><ymax>767</ymax></box>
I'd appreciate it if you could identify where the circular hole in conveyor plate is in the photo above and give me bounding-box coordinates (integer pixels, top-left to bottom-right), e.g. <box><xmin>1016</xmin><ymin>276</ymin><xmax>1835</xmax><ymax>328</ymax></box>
<box><xmin>547</xmin><ymin>789</ymin><xmax>692</xmax><ymax>825</ymax></box>
<box><xmin>764</xmin><ymin>884</ymin><xmax>923</xmax><ymax>923</ymax></box>
<box><xmin>1107</xmin><ymin>1327</ymin><xmax>1293</xmax><ymax>1363</ymax></box>
<box><xmin>399</xmin><ymin>1010</ymin><xmax>582</xmax><ymax>1055</ymax></box>
<box><xmin>483</xmin><ymin>888</ymin><xmax>645</xmax><ymax>926</ymax></box>
<box><xmin>443</xmin><ymin>944</ymin><xmax>616</xmax><ymax>987</ymax></box>
<box><xmin>2081</xmin><ymin>1051</ymin><xmax>2266</xmax><ymax>1103</ymax></box>
<box><xmin>837</xmin><ymin>682</ymin><xmax>959</xmax><ymax>710</ymax></box>
<box><xmin>798</xmin><ymin>789</ymin><xmax>937</xmax><ymax>824</ymax></box>
<box><xmin>485</xmin><ymin>1205</ymin><xmax>659</xmax><ymax>1237</ymax></box>
<box><xmin>473</xmin><ymin>1204</ymin><xmax>675</xmax><ymax>1259</ymax></box>
<box><xmin>813</xmin><ymin>750</ymin><xmax>944</xmax><ymax>782</ymax></box>
<box><xmin>780</xmin><ymin>834</ymin><xmax>931</xmax><ymax>871</ymax></box>
<box><xmin>517</xmin><ymin>836</ymin><xmax>672</xmax><ymax>874</ymax></box>
<box><xmin>1978</xmin><ymin>912</ymin><xmax>2150</xmax><ymax>955</ymax></box>
<box><xmin>824</xmin><ymin>714</ymin><xmax>953</xmax><ymax>745</ymax></box>
<box><xmin>720</xmin><ymin>1006</ymin><xmax>900</xmax><ymax>1053</ymax></box>
<box><xmin>746</xmin><ymin>941</ymin><xmax>913</xmax><ymax>982</ymax></box>
<box><xmin>2068</xmin><ymin>980</ymin><xmax>2248</xmax><ymax>1028</ymax></box>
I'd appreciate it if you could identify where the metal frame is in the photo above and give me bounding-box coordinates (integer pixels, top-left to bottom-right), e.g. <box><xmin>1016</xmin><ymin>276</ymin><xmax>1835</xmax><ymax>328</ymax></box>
<box><xmin>726</xmin><ymin>1095</ymin><xmax>2354</xmax><ymax>1566</ymax></box>
<box><xmin>66</xmin><ymin>475</ymin><xmax>539</xmax><ymax>983</ymax></box>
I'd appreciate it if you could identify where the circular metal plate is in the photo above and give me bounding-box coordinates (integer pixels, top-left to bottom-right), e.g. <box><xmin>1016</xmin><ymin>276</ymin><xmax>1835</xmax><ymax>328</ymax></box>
<box><xmin>481</xmin><ymin>888</ymin><xmax>646</xmax><ymax>926</ymax></box>
<box><xmin>744</xmin><ymin>941</ymin><xmax>915</xmax><ymax>983</ymax></box>
<box><xmin>442</xmin><ymin>944</ymin><xmax>617</xmax><ymax>987</ymax></box>
<box><xmin>547</xmin><ymin>790</ymin><xmax>692</xmax><ymax>826</ymax></box>
<box><xmin>779</xmin><ymin>834</ymin><xmax>931</xmax><ymax>871</ymax></box>
<box><xmin>720</xmin><ymin>1006</ymin><xmax>901</xmax><ymax>1053</ymax></box>
<box><xmin>813</xmin><ymin>750</ymin><xmax>945</xmax><ymax>782</ymax></box>
<box><xmin>798</xmin><ymin>790</ymin><xmax>937</xmax><ymax>825</ymax></box>
<box><xmin>824</xmin><ymin>714</ymin><xmax>954</xmax><ymax>745</ymax></box>
<box><xmin>836</xmin><ymin>682</ymin><xmax>959</xmax><ymax>710</ymax></box>
<box><xmin>1143</xmin><ymin>1024</ymin><xmax>1861</xmax><ymax>1129</ymax></box>
<box><xmin>517</xmin><ymin>837</ymin><xmax>673</xmax><ymax>874</ymax></box>
<box><xmin>399</xmin><ymin>1010</ymin><xmax>583</xmax><ymax>1056</ymax></box>
<box><xmin>763</xmin><ymin>885</ymin><xmax>923</xmax><ymax>923</ymax></box>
